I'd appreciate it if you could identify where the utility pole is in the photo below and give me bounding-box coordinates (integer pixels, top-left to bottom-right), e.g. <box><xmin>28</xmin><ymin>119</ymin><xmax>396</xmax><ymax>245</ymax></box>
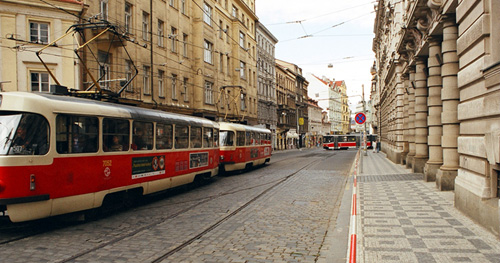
<box><xmin>362</xmin><ymin>84</ymin><xmax>367</xmax><ymax>156</ymax></box>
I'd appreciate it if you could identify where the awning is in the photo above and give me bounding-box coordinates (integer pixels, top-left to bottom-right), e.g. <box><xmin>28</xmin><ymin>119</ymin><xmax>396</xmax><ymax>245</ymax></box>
<box><xmin>286</xmin><ymin>131</ymin><xmax>299</xmax><ymax>139</ymax></box>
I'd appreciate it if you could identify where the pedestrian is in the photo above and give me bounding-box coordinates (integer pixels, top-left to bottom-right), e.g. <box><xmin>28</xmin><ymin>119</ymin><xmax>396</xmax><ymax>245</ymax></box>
<box><xmin>372</xmin><ymin>140</ymin><xmax>377</xmax><ymax>153</ymax></box>
<box><xmin>376</xmin><ymin>139</ymin><xmax>380</xmax><ymax>153</ymax></box>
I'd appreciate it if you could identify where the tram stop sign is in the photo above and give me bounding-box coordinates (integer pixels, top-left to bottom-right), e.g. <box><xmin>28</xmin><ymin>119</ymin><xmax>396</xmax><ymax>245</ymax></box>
<box><xmin>355</xmin><ymin>112</ymin><xmax>366</xmax><ymax>125</ymax></box>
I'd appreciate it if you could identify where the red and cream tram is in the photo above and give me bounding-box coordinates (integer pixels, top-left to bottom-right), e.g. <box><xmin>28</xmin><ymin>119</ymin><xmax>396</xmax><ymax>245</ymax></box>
<box><xmin>219</xmin><ymin>122</ymin><xmax>272</xmax><ymax>172</ymax></box>
<box><xmin>323</xmin><ymin>134</ymin><xmax>377</xmax><ymax>150</ymax></box>
<box><xmin>0</xmin><ymin>92</ymin><xmax>219</xmax><ymax>222</ymax></box>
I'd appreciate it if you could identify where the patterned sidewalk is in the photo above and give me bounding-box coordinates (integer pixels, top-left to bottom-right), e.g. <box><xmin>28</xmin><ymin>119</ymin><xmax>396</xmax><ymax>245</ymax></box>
<box><xmin>357</xmin><ymin>151</ymin><xmax>500</xmax><ymax>263</ymax></box>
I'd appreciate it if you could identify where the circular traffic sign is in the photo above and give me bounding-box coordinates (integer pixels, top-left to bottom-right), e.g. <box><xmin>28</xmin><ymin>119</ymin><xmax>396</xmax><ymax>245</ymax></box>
<box><xmin>355</xmin><ymin>112</ymin><xmax>366</xmax><ymax>124</ymax></box>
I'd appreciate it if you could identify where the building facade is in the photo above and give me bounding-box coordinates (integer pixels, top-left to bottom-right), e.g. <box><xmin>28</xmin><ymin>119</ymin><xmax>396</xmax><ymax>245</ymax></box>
<box><xmin>256</xmin><ymin>22</ymin><xmax>278</xmax><ymax>147</ymax></box>
<box><xmin>307</xmin><ymin>98</ymin><xmax>323</xmax><ymax>147</ymax></box>
<box><xmin>373</xmin><ymin>0</ymin><xmax>500</xmax><ymax>235</ymax></box>
<box><xmin>0</xmin><ymin>0</ymin><xmax>83</xmax><ymax>92</ymax></box>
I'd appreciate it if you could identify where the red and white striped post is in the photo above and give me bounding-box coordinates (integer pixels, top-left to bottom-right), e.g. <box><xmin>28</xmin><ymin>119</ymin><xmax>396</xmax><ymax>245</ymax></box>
<box><xmin>348</xmin><ymin>150</ymin><xmax>360</xmax><ymax>263</ymax></box>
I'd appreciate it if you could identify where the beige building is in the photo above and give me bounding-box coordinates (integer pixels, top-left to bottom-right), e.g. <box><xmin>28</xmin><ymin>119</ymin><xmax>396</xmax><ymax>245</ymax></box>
<box><xmin>373</xmin><ymin>0</ymin><xmax>500</xmax><ymax>235</ymax></box>
<box><xmin>0</xmin><ymin>0</ymin><xmax>83</xmax><ymax>92</ymax></box>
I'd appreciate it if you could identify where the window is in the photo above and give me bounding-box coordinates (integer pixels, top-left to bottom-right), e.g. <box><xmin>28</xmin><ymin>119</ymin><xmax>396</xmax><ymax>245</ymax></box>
<box><xmin>220</xmin><ymin>130</ymin><xmax>234</xmax><ymax>146</ymax></box>
<box><xmin>226</xmin><ymin>26</ymin><xmax>230</xmax><ymax>43</ymax></box>
<box><xmin>239</xmin><ymin>31</ymin><xmax>245</xmax><ymax>48</ymax></box>
<box><xmin>205</xmin><ymin>81</ymin><xmax>213</xmax><ymax>104</ymax></box>
<box><xmin>125</xmin><ymin>3</ymin><xmax>132</xmax><ymax>33</ymax></box>
<box><xmin>171</xmin><ymin>74</ymin><xmax>177</xmax><ymax>100</ymax></box>
<box><xmin>132</xmin><ymin>121</ymin><xmax>153</xmax><ymax>150</ymax></box>
<box><xmin>30</xmin><ymin>21</ymin><xmax>49</xmax><ymax>44</ymax></box>
<box><xmin>98</xmin><ymin>51</ymin><xmax>110</xmax><ymax>89</ymax></box>
<box><xmin>0</xmin><ymin>113</ymin><xmax>49</xmax><ymax>155</ymax></box>
<box><xmin>169</xmin><ymin>0</ymin><xmax>176</xmax><ymax>8</ymax></box>
<box><xmin>190</xmin><ymin>126</ymin><xmax>202</xmax><ymax>148</ymax></box>
<box><xmin>143</xmin><ymin>65</ymin><xmax>150</xmax><ymax>94</ymax></box>
<box><xmin>103</xmin><ymin>118</ymin><xmax>129</xmax><ymax>152</ymax></box>
<box><xmin>170</xmin><ymin>27</ymin><xmax>177</xmax><ymax>52</ymax></box>
<box><xmin>156</xmin><ymin>123</ymin><xmax>173</xmax><ymax>149</ymax></box>
<box><xmin>232</xmin><ymin>5</ymin><xmax>238</xmax><ymax>18</ymax></box>
<box><xmin>219</xmin><ymin>20</ymin><xmax>223</xmax><ymax>38</ymax></box>
<box><xmin>204</xmin><ymin>40</ymin><xmax>213</xmax><ymax>64</ymax></box>
<box><xmin>142</xmin><ymin>11</ymin><xmax>149</xmax><ymax>41</ymax></box>
<box><xmin>181</xmin><ymin>0</ymin><xmax>186</xmax><ymax>14</ymax></box>
<box><xmin>220</xmin><ymin>53</ymin><xmax>224</xmax><ymax>74</ymax></box>
<box><xmin>203</xmin><ymin>127</ymin><xmax>213</xmax><ymax>148</ymax></box>
<box><xmin>175</xmin><ymin>125</ymin><xmax>189</xmax><ymax>149</ymax></box>
<box><xmin>240</xmin><ymin>61</ymin><xmax>246</xmax><ymax>79</ymax></box>
<box><xmin>158</xmin><ymin>70</ymin><xmax>165</xmax><ymax>97</ymax></box>
<box><xmin>100</xmin><ymin>0</ymin><xmax>108</xmax><ymax>20</ymax></box>
<box><xmin>158</xmin><ymin>20</ymin><xmax>164</xmax><ymax>47</ymax></box>
<box><xmin>236</xmin><ymin>131</ymin><xmax>245</xmax><ymax>146</ymax></box>
<box><xmin>241</xmin><ymin>93</ymin><xmax>246</xmax><ymax>111</ymax></box>
<box><xmin>183</xmin><ymin>77</ymin><xmax>189</xmax><ymax>101</ymax></box>
<box><xmin>31</xmin><ymin>72</ymin><xmax>49</xmax><ymax>92</ymax></box>
<box><xmin>214</xmin><ymin>128</ymin><xmax>219</xmax><ymax>147</ymax></box>
<box><xmin>203</xmin><ymin>2</ymin><xmax>212</xmax><ymax>25</ymax></box>
<box><xmin>125</xmin><ymin>60</ymin><xmax>134</xmax><ymax>92</ymax></box>
<box><xmin>182</xmin><ymin>34</ymin><xmax>188</xmax><ymax>57</ymax></box>
<box><xmin>56</xmin><ymin>115</ymin><xmax>98</xmax><ymax>154</ymax></box>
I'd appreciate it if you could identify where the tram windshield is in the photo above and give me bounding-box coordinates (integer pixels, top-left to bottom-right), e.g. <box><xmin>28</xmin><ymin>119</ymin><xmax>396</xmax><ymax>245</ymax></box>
<box><xmin>219</xmin><ymin>130</ymin><xmax>235</xmax><ymax>146</ymax></box>
<box><xmin>0</xmin><ymin>113</ymin><xmax>49</xmax><ymax>155</ymax></box>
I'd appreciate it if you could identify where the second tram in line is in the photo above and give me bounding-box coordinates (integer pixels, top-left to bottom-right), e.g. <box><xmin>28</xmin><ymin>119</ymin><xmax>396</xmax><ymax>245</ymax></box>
<box><xmin>322</xmin><ymin>134</ymin><xmax>377</xmax><ymax>150</ymax></box>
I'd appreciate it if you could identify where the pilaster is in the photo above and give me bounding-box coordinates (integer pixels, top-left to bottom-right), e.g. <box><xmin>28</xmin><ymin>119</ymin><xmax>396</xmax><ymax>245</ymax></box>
<box><xmin>406</xmin><ymin>67</ymin><xmax>416</xmax><ymax>168</ymax></box>
<box><xmin>412</xmin><ymin>58</ymin><xmax>428</xmax><ymax>173</ymax></box>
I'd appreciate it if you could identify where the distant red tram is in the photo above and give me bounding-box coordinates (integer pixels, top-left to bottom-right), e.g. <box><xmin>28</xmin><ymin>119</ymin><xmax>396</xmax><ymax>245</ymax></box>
<box><xmin>323</xmin><ymin>134</ymin><xmax>377</xmax><ymax>150</ymax></box>
<box><xmin>0</xmin><ymin>92</ymin><xmax>219</xmax><ymax>222</ymax></box>
<box><xmin>219</xmin><ymin>122</ymin><xmax>272</xmax><ymax>172</ymax></box>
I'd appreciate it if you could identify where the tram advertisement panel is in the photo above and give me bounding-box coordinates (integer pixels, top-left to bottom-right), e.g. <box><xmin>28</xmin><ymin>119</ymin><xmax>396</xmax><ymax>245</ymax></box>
<box><xmin>190</xmin><ymin>152</ymin><xmax>209</xmax><ymax>169</ymax></box>
<box><xmin>132</xmin><ymin>156</ymin><xmax>166</xmax><ymax>179</ymax></box>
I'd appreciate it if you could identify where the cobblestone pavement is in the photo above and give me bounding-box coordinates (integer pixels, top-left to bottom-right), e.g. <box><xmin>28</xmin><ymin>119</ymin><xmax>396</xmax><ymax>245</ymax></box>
<box><xmin>357</xmin><ymin>151</ymin><xmax>500</xmax><ymax>263</ymax></box>
<box><xmin>0</xmin><ymin>148</ymin><xmax>355</xmax><ymax>263</ymax></box>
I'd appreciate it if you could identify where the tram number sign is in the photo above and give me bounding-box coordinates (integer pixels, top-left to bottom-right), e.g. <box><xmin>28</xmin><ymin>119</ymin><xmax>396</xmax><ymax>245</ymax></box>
<box><xmin>355</xmin><ymin>112</ymin><xmax>366</xmax><ymax>125</ymax></box>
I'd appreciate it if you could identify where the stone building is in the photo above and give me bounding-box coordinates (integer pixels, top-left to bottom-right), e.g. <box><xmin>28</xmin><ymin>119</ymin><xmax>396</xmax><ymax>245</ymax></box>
<box><xmin>372</xmin><ymin>0</ymin><xmax>500</xmax><ymax>235</ymax></box>
<box><xmin>0</xmin><ymin>0</ymin><xmax>83</xmax><ymax>92</ymax></box>
<box><xmin>256</xmin><ymin>22</ymin><xmax>278</xmax><ymax>147</ymax></box>
<box><xmin>307</xmin><ymin>97</ymin><xmax>323</xmax><ymax>147</ymax></box>
<box><xmin>76</xmin><ymin>0</ymin><xmax>258</xmax><ymax>123</ymax></box>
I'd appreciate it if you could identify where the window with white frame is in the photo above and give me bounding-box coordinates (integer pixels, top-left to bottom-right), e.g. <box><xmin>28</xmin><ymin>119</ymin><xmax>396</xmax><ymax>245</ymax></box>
<box><xmin>182</xmin><ymin>34</ymin><xmax>188</xmax><ymax>57</ymax></box>
<box><xmin>158</xmin><ymin>70</ymin><xmax>165</xmax><ymax>97</ymax></box>
<box><xmin>125</xmin><ymin>60</ymin><xmax>134</xmax><ymax>92</ymax></box>
<box><xmin>98</xmin><ymin>51</ymin><xmax>110</xmax><ymax>89</ymax></box>
<box><xmin>143</xmin><ymin>65</ymin><xmax>150</xmax><ymax>95</ymax></box>
<box><xmin>181</xmin><ymin>0</ymin><xmax>186</xmax><ymax>14</ymax></box>
<box><xmin>29</xmin><ymin>21</ymin><xmax>49</xmax><ymax>44</ymax></box>
<box><xmin>205</xmin><ymin>81</ymin><xmax>213</xmax><ymax>104</ymax></box>
<box><xmin>158</xmin><ymin>19</ymin><xmax>164</xmax><ymax>47</ymax></box>
<box><xmin>232</xmin><ymin>5</ymin><xmax>238</xmax><ymax>18</ymax></box>
<box><xmin>100</xmin><ymin>0</ymin><xmax>108</xmax><ymax>20</ymax></box>
<box><xmin>183</xmin><ymin>77</ymin><xmax>189</xmax><ymax>101</ymax></box>
<box><xmin>125</xmin><ymin>3</ymin><xmax>132</xmax><ymax>33</ymax></box>
<box><xmin>240</xmin><ymin>93</ymin><xmax>246</xmax><ymax>111</ymax></box>
<box><xmin>204</xmin><ymin>40</ymin><xmax>213</xmax><ymax>64</ymax></box>
<box><xmin>169</xmin><ymin>0</ymin><xmax>176</xmax><ymax>8</ymax></box>
<box><xmin>203</xmin><ymin>2</ymin><xmax>212</xmax><ymax>26</ymax></box>
<box><xmin>142</xmin><ymin>11</ymin><xmax>149</xmax><ymax>41</ymax></box>
<box><xmin>170</xmin><ymin>27</ymin><xmax>177</xmax><ymax>52</ymax></box>
<box><xmin>30</xmin><ymin>71</ymin><xmax>50</xmax><ymax>92</ymax></box>
<box><xmin>240</xmin><ymin>61</ymin><xmax>246</xmax><ymax>79</ymax></box>
<box><xmin>239</xmin><ymin>31</ymin><xmax>245</xmax><ymax>48</ymax></box>
<box><xmin>171</xmin><ymin>74</ymin><xmax>177</xmax><ymax>100</ymax></box>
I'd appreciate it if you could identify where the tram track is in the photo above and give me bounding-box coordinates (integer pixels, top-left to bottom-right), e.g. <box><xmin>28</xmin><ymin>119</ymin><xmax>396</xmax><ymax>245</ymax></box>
<box><xmin>54</xmin><ymin>155</ymin><xmax>330</xmax><ymax>263</ymax></box>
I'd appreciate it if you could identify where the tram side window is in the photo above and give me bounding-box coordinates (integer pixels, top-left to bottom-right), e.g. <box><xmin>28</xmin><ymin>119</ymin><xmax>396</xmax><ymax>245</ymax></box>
<box><xmin>236</xmin><ymin>131</ymin><xmax>245</xmax><ymax>146</ymax></box>
<box><xmin>1</xmin><ymin>113</ymin><xmax>49</xmax><ymax>155</ymax></box>
<box><xmin>220</xmin><ymin>130</ymin><xmax>234</xmax><ymax>146</ymax></box>
<box><xmin>191</xmin><ymin>126</ymin><xmax>202</xmax><ymax>148</ymax></box>
<box><xmin>156</xmin><ymin>123</ymin><xmax>173</xmax><ymax>150</ymax></box>
<box><xmin>255</xmin><ymin>133</ymin><xmax>260</xmax><ymax>145</ymax></box>
<box><xmin>245</xmin><ymin>131</ymin><xmax>251</xmax><ymax>146</ymax></box>
<box><xmin>203</xmin><ymin>127</ymin><xmax>213</xmax><ymax>148</ymax></box>
<box><xmin>214</xmin><ymin>128</ymin><xmax>219</xmax><ymax>147</ymax></box>
<box><xmin>132</xmin><ymin>121</ymin><xmax>153</xmax><ymax>150</ymax></box>
<box><xmin>175</xmin><ymin>125</ymin><xmax>189</xmax><ymax>149</ymax></box>
<box><xmin>56</xmin><ymin>115</ymin><xmax>98</xmax><ymax>154</ymax></box>
<box><xmin>103</xmin><ymin>118</ymin><xmax>130</xmax><ymax>152</ymax></box>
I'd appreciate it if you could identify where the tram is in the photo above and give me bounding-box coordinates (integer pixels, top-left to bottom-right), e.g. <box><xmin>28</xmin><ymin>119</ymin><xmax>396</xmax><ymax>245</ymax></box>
<box><xmin>0</xmin><ymin>92</ymin><xmax>219</xmax><ymax>222</ymax></box>
<box><xmin>219</xmin><ymin>122</ymin><xmax>272</xmax><ymax>172</ymax></box>
<box><xmin>323</xmin><ymin>134</ymin><xmax>377</xmax><ymax>150</ymax></box>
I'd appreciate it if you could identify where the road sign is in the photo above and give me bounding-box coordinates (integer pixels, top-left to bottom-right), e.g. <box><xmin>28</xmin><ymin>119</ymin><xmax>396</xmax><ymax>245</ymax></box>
<box><xmin>355</xmin><ymin>112</ymin><xmax>366</xmax><ymax>125</ymax></box>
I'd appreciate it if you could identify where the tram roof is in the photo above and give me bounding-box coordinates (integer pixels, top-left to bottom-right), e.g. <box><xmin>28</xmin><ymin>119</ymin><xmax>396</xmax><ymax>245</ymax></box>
<box><xmin>219</xmin><ymin>122</ymin><xmax>270</xmax><ymax>133</ymax></box>
<box><xmin>0</xmin><ymin>92</ymin><xmax>218</xmax><ymax>128</ymax></box>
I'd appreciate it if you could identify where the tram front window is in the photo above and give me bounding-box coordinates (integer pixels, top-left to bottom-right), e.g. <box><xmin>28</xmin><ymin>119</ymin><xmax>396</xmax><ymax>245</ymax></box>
<box><xmin>0</xmin><ymin>113</ymin><xmax>49</xmax><ymax>155</ymax></box>
<box><xmin>219</xmin><ymin>131</ymin><xmax>234</xmax><ymax>146</ymax></box>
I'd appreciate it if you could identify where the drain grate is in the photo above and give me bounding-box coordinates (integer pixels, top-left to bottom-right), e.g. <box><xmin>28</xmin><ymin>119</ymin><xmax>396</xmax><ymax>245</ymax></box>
<box><xmin>357</xmin><ymin>173</ymin><xmax>423</xmax><ymax>182</ymax></box>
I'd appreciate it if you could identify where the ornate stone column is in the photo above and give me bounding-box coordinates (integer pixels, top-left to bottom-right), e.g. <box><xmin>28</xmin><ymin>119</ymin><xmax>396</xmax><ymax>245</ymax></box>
<box><xmin>436</xmin><ymin>17</ymin><xmax>459</xmax><ymax>190</ymax></box>
<box><xmin>406</xmin><ymin>67</ymin><xmax>416</xmax><ymax>168</ymax></box>
<box><xmin>401</xmin><ymin>72</ymin><xmax>410</xmax><ymax>164</ymax></box>
<box><xmin>395</xmin><ymin>63</ymin><xmax>405</xmax><ymax>163</ymax></box>
<box><xmin>424</xmin><ymin>38</ymin><xmax>443</xmax><ymax>181</ymax></box>
<box><xmin>413</xmin><ymin>58</ymin><xmax>428</xmax><ymax>173</ymax></box>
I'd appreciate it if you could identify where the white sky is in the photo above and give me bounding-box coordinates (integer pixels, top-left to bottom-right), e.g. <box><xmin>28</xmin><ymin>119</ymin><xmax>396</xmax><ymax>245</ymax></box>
<box><xmin>256</xmin><ymin>0</ymin><xmax>377</xmax><ymax>112</ymax></box>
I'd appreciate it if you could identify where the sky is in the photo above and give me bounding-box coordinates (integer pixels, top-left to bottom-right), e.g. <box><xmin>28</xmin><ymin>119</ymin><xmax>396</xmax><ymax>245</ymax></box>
<box><xmin>255</xmin><ymin>0</ymin><xmax>377</xmax><ymax>112</ymax></box>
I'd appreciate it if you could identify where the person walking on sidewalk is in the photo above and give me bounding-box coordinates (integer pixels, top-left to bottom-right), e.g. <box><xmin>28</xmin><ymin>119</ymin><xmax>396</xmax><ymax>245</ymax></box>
<box><xmin>373</xmin><ymin>140</ymin><xmax>377</xmax><ymax>153</ymax></box>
